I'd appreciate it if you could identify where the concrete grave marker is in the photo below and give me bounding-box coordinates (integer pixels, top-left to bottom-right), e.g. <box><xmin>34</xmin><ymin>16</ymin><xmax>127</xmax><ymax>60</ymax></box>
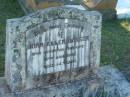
<box><xmin>5</xmin><ymin>7</ymin><xmax>102</xmax><ymax>91</ymax></box>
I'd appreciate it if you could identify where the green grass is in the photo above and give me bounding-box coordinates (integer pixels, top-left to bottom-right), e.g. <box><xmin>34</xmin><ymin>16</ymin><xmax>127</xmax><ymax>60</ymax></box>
<box><xmin>101</xmin><ymin>19</ymin><xmax>130</xmax><ymax>69</ymax></box>
<box><xmin>0</xmin><ymin>0</ymin><xmax>130</xmax><ymax>76</ymax></box>
<box><xmin>0</xmin><ymin>0</ymin><xmax>24</xmax><ymax>76</ymax></box>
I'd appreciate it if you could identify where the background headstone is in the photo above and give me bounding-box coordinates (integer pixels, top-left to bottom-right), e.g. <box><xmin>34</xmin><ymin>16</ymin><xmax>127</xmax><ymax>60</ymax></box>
<box><xmin>83</xmin><ymin>0</ymin><xmax>117</xmax><ymax>9</ymax></box>
<box><xmin>5</xmin><ymin>7</ymin><xmax>102</xmax><ymax>91</ymax></box>
<box><xmin>83</xmin><ymin>0</ymin><xmax>118</xmax><ymax>20</ymax></box>
<box><xmin>18</xmin><ymin>0</ymin><xmax>118</xmax><ymax>20</ymax></box>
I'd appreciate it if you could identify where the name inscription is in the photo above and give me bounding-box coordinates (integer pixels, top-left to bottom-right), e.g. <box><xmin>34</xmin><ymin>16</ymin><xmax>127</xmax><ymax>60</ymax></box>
<box><xmin>26</xmin><ymin>21</ymin><xmax>90</xmax><ymax>75</ymax></box>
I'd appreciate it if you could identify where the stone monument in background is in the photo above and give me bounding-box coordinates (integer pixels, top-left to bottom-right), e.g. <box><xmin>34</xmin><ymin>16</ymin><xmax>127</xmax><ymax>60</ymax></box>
<box><xmin>83</xmin><ymin>0</ymin><xmax>118</xmax><ymax>20</ymax></box>
<box><xmin>18</xmin><ymin>0</ymin><xmax>82</xmax><ymax>13</ymax></box>
<box><xmin>18</xmin><ymin>0</ymin><xmax>118</xmax><ymax>20</ymax></box>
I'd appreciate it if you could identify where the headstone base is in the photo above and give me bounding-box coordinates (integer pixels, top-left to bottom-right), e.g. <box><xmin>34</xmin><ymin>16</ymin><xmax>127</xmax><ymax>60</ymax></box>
<box><xmin>0</xmin><ymin>75</ymin><xmax>102</xmax><ymax>97</ymax></box>
<box><xmin>1</xmin><ymin>66</ymin><xmax>130</xmax><ymax>97</ymax></box>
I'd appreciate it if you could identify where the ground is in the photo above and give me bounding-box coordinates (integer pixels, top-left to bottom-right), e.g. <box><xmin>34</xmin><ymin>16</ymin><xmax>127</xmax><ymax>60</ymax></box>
<box><xmin>0</xmin><ymin>0</ymin><xmax>130</xmax><ymax>80</ymax></box>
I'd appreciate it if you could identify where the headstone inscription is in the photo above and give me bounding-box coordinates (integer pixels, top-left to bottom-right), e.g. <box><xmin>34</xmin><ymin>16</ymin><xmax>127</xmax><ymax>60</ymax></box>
<box><xmin>26</xmin><ymin>19</ymin><xmax>90</xmax><ymax>75</ymax></box>
<box><xmin>5</xmin><ymin>7</ymin><xmax>102</xmax><ymax>91</ymax></box>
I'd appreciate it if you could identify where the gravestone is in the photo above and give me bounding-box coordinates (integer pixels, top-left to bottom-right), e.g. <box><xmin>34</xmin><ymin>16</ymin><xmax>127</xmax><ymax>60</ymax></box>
<box><xmin>5</xmin><ymin>7</ymin><xmax>102</xmax><ymax>91</ymax></box>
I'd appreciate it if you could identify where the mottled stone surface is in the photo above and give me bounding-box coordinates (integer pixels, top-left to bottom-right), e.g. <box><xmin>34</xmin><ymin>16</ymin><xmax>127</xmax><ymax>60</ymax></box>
<box><xmin>0</xmin><ymin>75</ymin><xmax>102</xmax><ymax>97</ymax></box>
<box><xmin>1</xmin><ymin>66</ymin><xmax>130</xmax><ymax>97</ymax></box>
<box><xmin>0</xmin><ymin>77</ymin><xmax>10</xmax><ymax>96</ymax></box>
<box><xmin>6</xmin><ymin>7</ymin><xmax>102</xmax><ymax>91</ymax></box>
<box><xmin>97</xmin><ymin>65</ymin><xmax>130</xmax><ymax>97</ymax></box>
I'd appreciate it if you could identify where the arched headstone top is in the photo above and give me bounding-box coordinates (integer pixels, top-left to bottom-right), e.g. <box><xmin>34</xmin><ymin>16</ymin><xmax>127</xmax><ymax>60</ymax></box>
<box><xmin>8</xmin><ymin>7</ymin><xmax>101</xmax><ymax>32</ymax></box>
<box><xmin>22</xmin><ymin>6</ymin><xmax>101</xmax><ymax>22</ymax></box>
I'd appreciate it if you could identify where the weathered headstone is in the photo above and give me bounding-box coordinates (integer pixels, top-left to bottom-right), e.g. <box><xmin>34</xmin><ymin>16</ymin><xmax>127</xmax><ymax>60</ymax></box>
<box><xmin>6</xmin><ymin>7</ymin><xmax>102</xmax><ymax>91</ymax></box>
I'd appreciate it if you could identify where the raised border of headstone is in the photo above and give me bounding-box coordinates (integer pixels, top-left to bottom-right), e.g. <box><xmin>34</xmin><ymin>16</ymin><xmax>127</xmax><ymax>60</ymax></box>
<box><xmin>6</xmin><ymin>7</ymin><xmax>102</xmax><ymax>91</ymax></box>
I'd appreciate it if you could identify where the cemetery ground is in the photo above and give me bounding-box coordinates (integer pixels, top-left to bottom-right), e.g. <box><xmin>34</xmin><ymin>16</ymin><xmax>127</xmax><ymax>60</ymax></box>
<box><xmin>0</xmin><ymin>0</ymin><xmax>130</xmax><ymax>81</ymax></box>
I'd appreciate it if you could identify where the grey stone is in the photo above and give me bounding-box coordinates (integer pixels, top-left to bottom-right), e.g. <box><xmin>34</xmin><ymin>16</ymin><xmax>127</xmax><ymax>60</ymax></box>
<box><xmin>0</xmin><ymin>77</ymin><xmax>10</xmax><ymax>96</ymax></box>
<box><xmin>5</xmin><ymin>7</ymin><xmax>102</xmax><ymax>91</ymax></box>
<box><xmin>1</xmin><ymin>66</ymin><xmax>130</xmax><ymax>97</ymax></box>
<box><xmin>83</xmin><ymin>0</ymin><xmax>118</xmax><ymax>20</ymax></box>
<box><xmin>97</xmin><ymin>65</ymin><xmax>130</xmax><ymax>97</ymax></box>
<box><xmin>0</xmin><ymin>76</ymin><xmax>102</xmax><ymax>97</ymax></box>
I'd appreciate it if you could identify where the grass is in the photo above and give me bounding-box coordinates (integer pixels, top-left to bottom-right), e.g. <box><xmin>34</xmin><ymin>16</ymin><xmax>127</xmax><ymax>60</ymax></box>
<box><xmin>0</xmin><ymin>0</ymin><xmax>130</xmax><ymax>76</ymax></box>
